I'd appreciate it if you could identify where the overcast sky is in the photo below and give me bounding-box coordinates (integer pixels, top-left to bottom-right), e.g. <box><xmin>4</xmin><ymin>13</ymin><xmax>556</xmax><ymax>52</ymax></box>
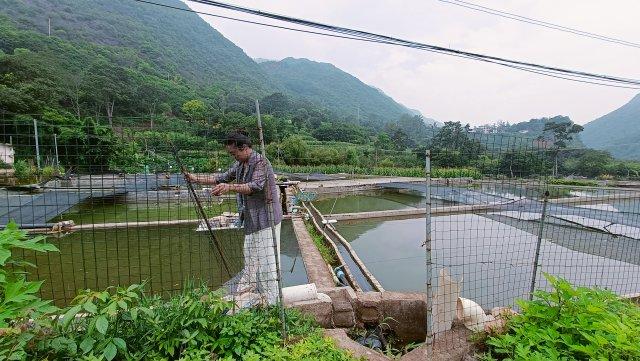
<box><xmin>185</xmin><ymin>0</ymin><xmax>640</xmax><ymax>126</ymax></box>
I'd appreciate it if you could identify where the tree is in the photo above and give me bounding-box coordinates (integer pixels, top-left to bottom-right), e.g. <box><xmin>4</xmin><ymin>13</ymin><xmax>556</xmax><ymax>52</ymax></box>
<box><xmin>498</xmin><ymin>150</ymin><xmax>547</xmax><ymax>178</ymax></box>
<box><xmin>260</xmin><ymin>92</ymin><xmax>290</xmax><ymax>117</ymax></box>
<box><xmin>84</xmin><ymin>59</ymin><xmax>133</xmax><ymax>127</ymax></box>
<box><xmin>278</xmin><ymin>135</ymin><xmax>310</xmax><ymax>165</ymax></box>
<box><xmin>539</xmin><ymin>120</ymin><xmax>584</xmax><ymax>177</ymax></box>
<box><xmin>181</xmin><ymin>99</ymin><xmax>208</xmax><ymax>123</ymax></box>
<box><xmin>563</xmin><ymin>150</ymin><xmax>612</xmax><ymax>178</ymax></box>
<box><xmin>429</xmin><ymin>121</ymin><xmax>485</xmax><ymax>167</ymax></box>
<box><xmin>395</xmin><ymin>114</ymin><xmax>431</xmax><ymax>146</ymax></box>
<box><xmin>312</xmin><ymin>122</ymin><xmax>367</xmax><ymax>143</ymax></box>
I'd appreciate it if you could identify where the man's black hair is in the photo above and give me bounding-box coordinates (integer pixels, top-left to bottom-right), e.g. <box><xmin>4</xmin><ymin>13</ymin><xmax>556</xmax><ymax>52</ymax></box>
<box><xmin>225</xmin><ymin>130</ymin><xmax>252</xmax><ymax>149</ymax></box>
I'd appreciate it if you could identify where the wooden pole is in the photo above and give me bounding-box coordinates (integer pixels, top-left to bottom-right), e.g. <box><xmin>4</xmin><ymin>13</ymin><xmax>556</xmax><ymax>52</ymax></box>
<box><xmin>256</xmin><ymin>99</ymin><xmax>287</xmax><ymax>340</ymax></box>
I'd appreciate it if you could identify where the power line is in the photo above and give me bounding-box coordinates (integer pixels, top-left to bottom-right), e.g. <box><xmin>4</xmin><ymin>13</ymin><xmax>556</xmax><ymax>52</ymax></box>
<box><xmin>185</xmin><ymin>0</ymin><xmax>640</xmax><ymax>88</ymax></box>
<box><xmin>131</xmin><ymin>0</ymin><xmax>640</xmax><ymax>89</ymax></box>
<box><xmin>437</xmin><ymin>0</ymin><xmax>640</xmax><ymax>49</ymax></box>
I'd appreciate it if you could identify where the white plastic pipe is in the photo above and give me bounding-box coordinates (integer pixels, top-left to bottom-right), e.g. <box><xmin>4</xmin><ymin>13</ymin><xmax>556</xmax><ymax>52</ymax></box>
<box><xmin>456</xmin><ymin>297</ymin><xmax>493</xmax><ymax>332</ymax></box>
<box><xmin>282</xmin><ymin>283</ymin><xmax>318</xmax><ymax>304</ymax></box>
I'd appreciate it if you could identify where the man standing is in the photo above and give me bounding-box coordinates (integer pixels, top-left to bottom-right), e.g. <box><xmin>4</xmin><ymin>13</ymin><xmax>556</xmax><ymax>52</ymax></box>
<box><xmin>187</xmin><ymin>130</ymin><xmax>282</xmax><ymax>304</ymax></box>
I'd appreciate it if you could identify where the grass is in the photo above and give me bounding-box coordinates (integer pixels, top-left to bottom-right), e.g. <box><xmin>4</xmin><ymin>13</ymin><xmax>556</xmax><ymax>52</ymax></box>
<box><xmin>548</xmin><ymin>178</ymin><xmax>599</xmax><ymax>187</ymax></box>
<box><xmin>305</xmin><ymin>222</ymin><xmax>338</xmax><ymax>265</ymax></box>
<box><xmin>275</xmin><ymin>164</ymin><xmax>481</xmax><ymax>179</ymax></box>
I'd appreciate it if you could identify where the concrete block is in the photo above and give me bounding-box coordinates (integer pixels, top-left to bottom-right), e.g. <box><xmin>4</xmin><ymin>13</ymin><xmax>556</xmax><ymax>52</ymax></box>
<box><xmin>381</xmin><ymin>292</ymin><xmax>428</xmax><ymax>342</ymax></box>
<box><xmin>356</xmin><ymin>292</ymin><xmax>383</xmax><ymax>325</ymax></box>
<box><xmin>288</xmin><ymin>297</ymin><xmax>333</xmax><ymax>328</ymax></box>
<box><xmin>321</xmin><ymin>286</ymin><xmax>356</xmax><ymax>303</ymax></box>
<box><xmin>333</xmin><ymin>300</ymin><xmax>355</xmax><ymax>328</ymax></box>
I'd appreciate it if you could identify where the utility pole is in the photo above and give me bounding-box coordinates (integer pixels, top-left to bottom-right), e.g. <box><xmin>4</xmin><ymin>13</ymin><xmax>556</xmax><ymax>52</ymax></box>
<box><xmin>48</xmin><ymin>18</ymin><xmax>51</xmax><ymax>37</ymax></box>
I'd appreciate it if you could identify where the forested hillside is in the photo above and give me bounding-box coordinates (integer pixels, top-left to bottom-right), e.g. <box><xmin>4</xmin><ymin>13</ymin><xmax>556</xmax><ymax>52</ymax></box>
<box><xmin>0</xmin><ymin>0</ymin><xmax>278</xmax><ymax>119</ymax></box>
<box><xmin>0</xmin><ymin>0</ymin><xmax>273</xmax><ymax>93</ymax></box>
<box><xmin>581</xmin><ymin>94</ymin><xmax>640</xmax><ymax>160</ymax></box>
<box><xmin>260</xmin><ymin>57</ymin><xmax>413</xmax><ymax>126</ymax></box>
<box><xmin>0</xmin><ymin>0</ymin><xmax>417</xmax><ymax>126</ymax></box>
<box><xmin>0</xmin><ymin>0</ymin><xmax>637</xmax><ymax>180</ymax></box>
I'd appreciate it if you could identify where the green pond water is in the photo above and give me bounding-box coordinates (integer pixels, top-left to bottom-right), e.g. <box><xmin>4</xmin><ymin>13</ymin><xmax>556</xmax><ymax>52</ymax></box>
<box><xmin>19</xmin><ymin>185</ymin><xmax>639</xmax><ymax>308</ymax></box>
<box><xmin>21</xmin><ymin>218</ymin><xmax>306</xmax><ymax>306</ymax></box>
<box><xmin>316</xmin><ymin>189</ymin><xmax>640</xmax><ymax>309</ymax></box>
<box><xmin>314</xmin><ymin>190</ymin><xmax>450</xmax><ymax>214</ymax></box>
<box><xmin>50</xmin><ymin>198</ymin><xmax>237</xmax><ymax>224</ymax></box>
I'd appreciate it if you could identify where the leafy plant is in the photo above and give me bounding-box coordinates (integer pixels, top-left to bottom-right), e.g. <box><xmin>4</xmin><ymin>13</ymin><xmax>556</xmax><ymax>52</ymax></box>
<box><xmin>41</xmin><ymin>165</ymin><xmax>65</xmax><ymax>179</ymax></box>
<box><xmin>142</xmin><ymin>284</ymin><xmax>231</xmax><ymax>359</ymax></box>
<box><xmin>481</xmin><ymin>274</ymin><xmax>640</xmax><ymax>361</ymax></box>
<box><xmin>42</xmin><ymin>284</ymin><xmax>152</xmax><ymax>361</ymax></box>
<box><xmin>11</xmin><ymin>160</ymin><xmax>35</xmax><ymax>181</ymax></box>
<box><xmin>0</xmin><ymin>222</ymin><xmax>59</xmax><ymax>361</ymax></box>
<box><xmin>0</xmin><ymin>224</ymin><xmax>359</xmax><ymax>361</ymax></box>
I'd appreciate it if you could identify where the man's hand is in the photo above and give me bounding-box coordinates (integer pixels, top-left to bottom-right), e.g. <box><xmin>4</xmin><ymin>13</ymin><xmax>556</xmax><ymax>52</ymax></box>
<box><xmin>212</xmin><ymin>183</ymin><xmax>231</xmax><ymax>196</ymax></box>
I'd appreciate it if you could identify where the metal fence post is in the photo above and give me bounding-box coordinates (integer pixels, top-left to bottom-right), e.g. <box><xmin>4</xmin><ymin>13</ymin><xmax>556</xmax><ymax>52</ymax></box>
<box><xmin>256</xmin><ymin>99</ymin><xmax>287</xmax><ymax>340</ymax></box>
<box><xmin>425</xmin><ymin>149</ymin><xmax>433</xmax><ymax>349</ymax></box>
<box><xmin>33</xmin><ymin>118</ymin><xmax>41</xmax><ymax>171</ymax></box>
<box><xmin>529</xmin><ymin>191</ymin><xmax>549</xmax><ymax>300</ymax></box>
<box><xmin>53</xmin><ymin>133</ymin><xmax>60</xmax><ymax>170</ymax></box>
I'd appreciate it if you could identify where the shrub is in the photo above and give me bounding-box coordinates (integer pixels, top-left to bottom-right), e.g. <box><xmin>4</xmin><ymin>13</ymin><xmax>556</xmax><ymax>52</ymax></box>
<box><xmin>0</xmin><ymin>222</ymin><xmax>59</xmax><ymax>361</ymax></box>
<box><xmin>547</xmin><ymin>178</ymin><xmax>598</xmax><ymax>187</ymax></box>
<box><xmin>41</xmin><ymin>165</ymin><xmax>65</xmax><ymax>179</ymax></box>
<box><xmin>481</xmin><ymin>274</ymin><xmax>640</xmax><ymax>361</ymax></box>
<box><xmin>12</xmin><ymin>159</ymin><xmax>35</xmax><ymax>180</ymax></box>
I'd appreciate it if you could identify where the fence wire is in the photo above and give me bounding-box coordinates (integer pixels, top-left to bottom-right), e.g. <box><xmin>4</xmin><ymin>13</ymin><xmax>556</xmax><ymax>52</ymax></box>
<box><xmin>0</xmin><ymin>115</ymin><xmax>296</xmax><ymax>340</ymax></box>
<box><xmin>2</xmin><ymin>114</ymin><xmax>640</xmax><ymax>358</ymax></box>
<box><xmin>427</xmin><ymin>140</ymin><xmax>640</xmax><ymax>355</ymax></box>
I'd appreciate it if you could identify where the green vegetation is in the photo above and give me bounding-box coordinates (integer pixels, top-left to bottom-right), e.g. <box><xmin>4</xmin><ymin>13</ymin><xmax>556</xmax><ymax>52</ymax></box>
<box><xmin>1</xmin><ymin>0</ymin><xmax>639</xmax><ymax>179</ymax></box>
<box><xmin>10</xmin><ymin>159</ymin><xmax>35</xmax><ymax>180</ymax></box>
<box><xmin>581</xmin><ymin>94</ymin><xmax>640</xmax><ymax>160</ymax></box>
<box><xmin>260</xmin><ymin>57</ymin><xmax>415</xmax><ymax>126</ymax></box>
<box><xmin>0</xmin><ymin>222</ymin><xmax>358</xmax><ymax>361</ymax></box>
<box><xmin>305</xmin><ymin>222</ymin><xmax>338</xmax><ymax>265</ymax></box>
<box><xmin>480</xmin><ymin>274</ymin><xmax>640</xmax><ymax>361</ymax></box>
<box><xmin>547</xmin><ymin>178</ymin><xmax>598</xmax><ymax>187</ymax></box>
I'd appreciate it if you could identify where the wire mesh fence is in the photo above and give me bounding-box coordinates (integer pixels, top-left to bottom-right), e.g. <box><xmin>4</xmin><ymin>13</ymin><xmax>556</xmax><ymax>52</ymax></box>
<box><xmin>426</xmin><ymin>136</ymin><xmax>640</xmax><ymax>355</ymax></box>
<box><xmin>0</xmin><ymin>113</ymin><xmax>294</xmax><ymax>340</ymax></box>
<box><xmin>2</xmin><ymin>112</ymin><xmax>640</xmax><ymax>358</ymax></box>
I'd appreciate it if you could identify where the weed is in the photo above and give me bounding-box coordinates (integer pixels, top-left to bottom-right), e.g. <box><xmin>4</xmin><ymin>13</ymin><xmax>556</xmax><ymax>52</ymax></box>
<box><xmin>481</xmin><ymin>274</ymin><xmax>640</xmax><ymax>360</ymax></box>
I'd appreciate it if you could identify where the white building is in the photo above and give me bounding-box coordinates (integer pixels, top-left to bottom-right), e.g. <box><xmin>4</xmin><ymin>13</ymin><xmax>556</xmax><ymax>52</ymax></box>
<box><xmin>1</xmin><ymin>143</ymin><xmax>15</xmax><ymax>165</ymax></box>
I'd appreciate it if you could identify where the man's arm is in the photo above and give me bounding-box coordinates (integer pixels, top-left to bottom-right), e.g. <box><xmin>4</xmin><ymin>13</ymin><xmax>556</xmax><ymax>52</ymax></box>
<box><xmin>212</xmin><ymin>159</ymin><xmax>266</xmax><ymax>196</ymax></box>
<box><xmin>187</xmin><ymin>162</ymin><xmax>238</xmax><ymax>185</ymax></box>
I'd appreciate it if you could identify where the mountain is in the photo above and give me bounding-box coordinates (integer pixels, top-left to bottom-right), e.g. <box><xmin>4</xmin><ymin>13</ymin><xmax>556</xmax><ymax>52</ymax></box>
<box><xmin>0</xmin><ymin>0</ymin><xmax>274</xmax><ymax>95</ymax></box>
<box><xmin>0</xmin><ymin>0</ymin><xmax>417</xmax><ymax>131</ymax></box>
<box><xmin>260</xmin><ymin>57</ymin><xmax>412</xmax><ymax>125</ymax></box>
<box><xmin>581</xmin><ymin>94</ymin><xmax>640</xmax><ymax>160</ymax></box>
